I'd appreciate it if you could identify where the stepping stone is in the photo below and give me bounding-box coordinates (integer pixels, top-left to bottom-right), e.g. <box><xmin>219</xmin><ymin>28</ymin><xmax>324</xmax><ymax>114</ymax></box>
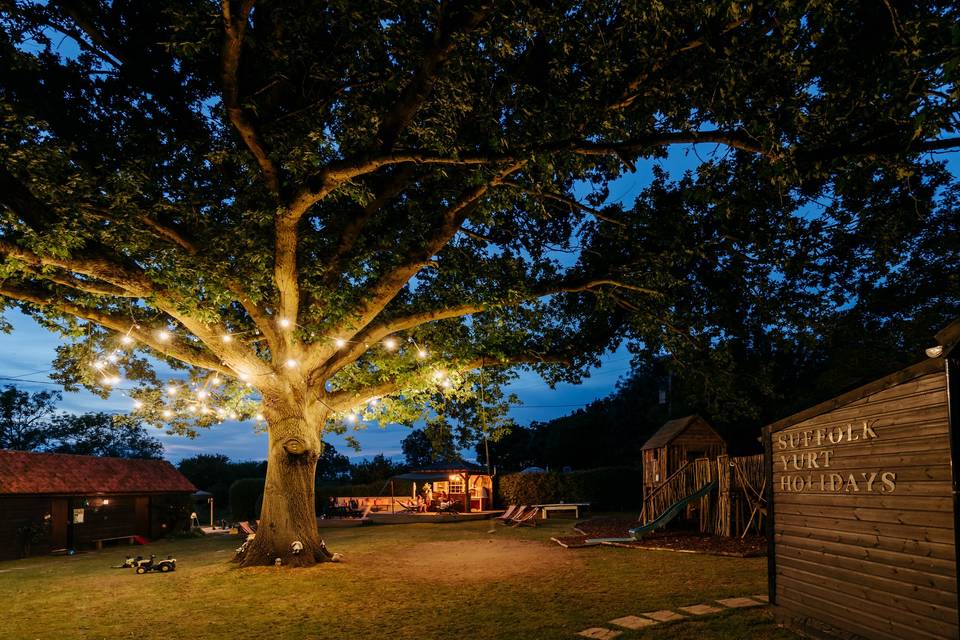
<box><xmin>609</xmin><ymin>615</ymin><xmax>658</xmax><ymax>630</ymax></box>
<box><xmin>752</xmin><ymin>594</ymin><xmax>769</xmax><ymax>603</ymax></box>
<box><xmin>679</xmin><ymin>604</ymin><xmax>722</xmax><ymax>616</ymax></box>
<box><xmin>717</xmin><ymin>597</ymin><xmax>764</xmax><ymax>608</ymax></box>
<box><xmin>577</xmin><ymin>628</ymin><xmax>622</xmax><ymax>639</ymax></box>
<box><xmin>643</xmin><ymin>610</ymin><xmax>686</xmax><ymax>622</ymax></box>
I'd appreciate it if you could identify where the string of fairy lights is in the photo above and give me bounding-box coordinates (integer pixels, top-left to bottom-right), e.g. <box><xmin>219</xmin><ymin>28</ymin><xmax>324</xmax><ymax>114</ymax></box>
<box><xmin>88</xmin><ymin>316</ymin><xmax>461</xmax><ymax>427</ymax></box>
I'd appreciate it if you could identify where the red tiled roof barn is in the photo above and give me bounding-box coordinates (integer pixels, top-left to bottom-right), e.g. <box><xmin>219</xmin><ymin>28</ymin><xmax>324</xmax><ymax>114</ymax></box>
<box><xmin>0</xmin><ymin>450</ymin><xmax>196</xmax><ymax>560</ymax></box>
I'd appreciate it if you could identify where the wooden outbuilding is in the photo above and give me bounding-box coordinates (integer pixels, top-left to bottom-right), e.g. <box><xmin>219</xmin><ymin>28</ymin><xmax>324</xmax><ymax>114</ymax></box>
<box><xmin>642</xmin><ymin>415</ymin><xmax>727</xmax><ymax>496</ymax></box>
<box><xmin>763</xmin><ymin>319</ymin><xmax>960</xmax><ymax>640</ymax></box>
<box><xmin>0</xmin><ymin>451</ymin><xmax>196</xmax><ymax>560</ymax></box>
<box><xmin>394</xmin><ymin>459</ymin><xmax>493</xmax><ymax>512</ymax></box>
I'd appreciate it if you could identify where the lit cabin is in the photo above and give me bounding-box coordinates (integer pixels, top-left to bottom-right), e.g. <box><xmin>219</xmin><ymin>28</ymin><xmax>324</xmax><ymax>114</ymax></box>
<box><xmin>641</xmin><ymin>415</ymin><xmax>727</xmax><ymax>495</ymax></box>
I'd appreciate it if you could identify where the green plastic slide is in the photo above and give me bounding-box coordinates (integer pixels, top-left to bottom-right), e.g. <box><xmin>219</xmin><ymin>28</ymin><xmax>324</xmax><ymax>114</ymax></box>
<box><xmin>583</xmin><ymin>480</ymin><xmax>717</xmax><ymax>545</ymax></box>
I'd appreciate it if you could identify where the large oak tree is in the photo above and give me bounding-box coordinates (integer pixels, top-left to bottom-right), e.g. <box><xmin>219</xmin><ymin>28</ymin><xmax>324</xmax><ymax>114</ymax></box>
<box><xmin>0</xmin><ymin>0</ymin><xmax>957</xmax><ymax>565</ymax></box>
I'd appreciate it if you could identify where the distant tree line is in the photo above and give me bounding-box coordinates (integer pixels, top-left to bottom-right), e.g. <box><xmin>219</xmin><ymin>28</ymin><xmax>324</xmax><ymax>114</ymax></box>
<box><xmin>0</xmin><ymin>385</ymin><xmax>162</xmax><ymax>459</ymax></box>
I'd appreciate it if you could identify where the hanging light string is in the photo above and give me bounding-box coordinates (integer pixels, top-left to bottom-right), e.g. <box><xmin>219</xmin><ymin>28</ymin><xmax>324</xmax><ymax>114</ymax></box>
<box><xmin>88</xmin><ymin>316</ymin><xmax>462</xmax><ymax>427</ymax></box>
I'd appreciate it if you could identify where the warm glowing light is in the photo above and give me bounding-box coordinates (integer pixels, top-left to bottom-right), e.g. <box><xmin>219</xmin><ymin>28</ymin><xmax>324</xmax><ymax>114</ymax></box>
<box><xmin>197</xmin><ymin>390</ymin><xmax>209</xmax><ymax>400</ymax></box>
<box><xmin>121</xmin><ymin>335</ymin><xmax>134</xmax><ymax>345</ymax></box>
<box><xmin>334</xmin><ymin>338</ymin><xmax>347</xmax><ymax>348</ymax></box>
<box><xmin>162</xmin><ymin>409</ymin><xmax>173</xmax><ymax>418</ymax></box>
<box><xmin>238</xmin><ymin>372</ymin><xmax>250</xmax><ymax>382</ymax></box>
<box><xmin>166</xmin><ymin>386</ymin><xmax>178</xmax><ymax>396</ymax></box>
<box><xmin>211</xmin><ymin>376</ymin><xmax>221</xmax><ymax>385</ymax></box>
<box><xmin>107</xmin><ymin>353</ymin><xmax>119</xmax><ymax>364</ymax></box>
<box><xmin>285</xmin><ymin>358</ymin><xmax>299</xmax><ymax>368</ymax></box>
<box><xmin>417</xmin><ymin>348</ymin><xmax>428</xmax><ymax>359</ymax></box>
<box><xmin>278</xmin><ymin>318</ymin><xmax>291</xmax><ymax>328</ymax></box>
<box><xmin>133</xmin><ymin>400</ymin><xmax>143</xmax><ymax>410</ymax></box>
<box><xmin>442</xmin><ymin>379</ymin><xmax>452</xmax><ymax>388</ymax></box>
<box><xmin>102</xmin><ymin>376</ymin><xmax>120</xmax><ymax>386</ymax></box>
<box><xmin>432</xmin><ymin>370</ymin><xmax>445</xmax><ymax>380</ymax></box>
<box><xmin>188</xmin><ymin>405</ymin><xmax>198</xmax><ymax>413</ymax></box>
<box><xmin>201</xmin><ymin>406</ymin><xmax>210</xmax><ymax>415</ymax></box>
<box><xmin>221</xmin><ymin>334</ymin><xmax>233</xmax><ymax>343</ymax></box>
<box><xmin>217</xmin><ymin>408</ymin><xmax>227</xmax><ymax>418</ymax></box>
<box><xmin>255</xmin><ymin>413</ymin><xmax>265</xmax><ymax>421</ymax></box>
<box><xmin>383</xmin><ymin>337</ymin><xmax>397</xmax><ymax>351</ymax></box>
<box><xmin>369</xmin><ymin>397</ymin><xmax>379</xmax><ymax>407</ymax></box>
<box><xmin>229</xmin><ymin>412</ymin><xmax>238</xmax><ymax>420</ymax></box>
<box><xmin>346</xmin><ymin>413</ymin><xmax>358</xmax><ymax>423</ymax></box>
<box><xmin>102</xmin><ymin>499</ymin><xmax>110</xmax><ymax>505</ymax></box>
<box><xmin>157</xmin><ymin>329</ymin><xmax>171</xmax><ymax>342</ymax></box>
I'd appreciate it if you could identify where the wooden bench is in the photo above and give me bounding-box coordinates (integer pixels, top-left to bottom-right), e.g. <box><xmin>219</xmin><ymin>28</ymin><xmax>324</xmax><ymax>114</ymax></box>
<box><xmin>93</xmin><ymin>535</ymin><xmax>136</xmax><ymax>550</ymax></box>
<box><xmin>533</xmin><ymin>503</ymin><xmax>591</xmax><ymax>519</ymax></box>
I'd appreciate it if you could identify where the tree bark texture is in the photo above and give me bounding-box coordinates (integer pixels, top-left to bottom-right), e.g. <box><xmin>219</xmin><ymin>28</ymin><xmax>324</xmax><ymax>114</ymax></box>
<box><xmin>234</xmin><ymin>396</ymin><xmax>337</xmax><ymax>567</ymax></box>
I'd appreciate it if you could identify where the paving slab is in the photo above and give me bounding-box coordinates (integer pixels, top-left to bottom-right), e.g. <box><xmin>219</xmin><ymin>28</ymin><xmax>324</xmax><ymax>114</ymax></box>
<box><xmin>577</xmin><ymin>628</ymin><xmax>622</xmax><ymax>639</ymax></box>
<box><xmin>609</xmin><ymin>615</ymin><xmax>658</xmax><ymax>630</ymax></box>
<box><xmin>752</xmin><ymin>594</ymin><xmax>769</xmax><ymax>602</ymax></box>
<box><xmin>717</xmin><ymin>597</ymin><xmax>764</xmax><ymax>608</ymax></box>
<box><xmin>643</xmin><ymin>610</ymin><xmax>686</xmax><ymax>622</ymax></box>
<box><xmin>679</xmin><ymin>603</ymin><xmax>723</xmax><ymax>616</ymax></box>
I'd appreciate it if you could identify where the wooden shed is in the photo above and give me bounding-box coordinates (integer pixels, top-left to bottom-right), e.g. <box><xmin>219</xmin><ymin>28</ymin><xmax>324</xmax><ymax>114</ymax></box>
<box><xmin>0</xmin><ymin>451</ymin><xmax>196</xmax><ymax>560</ymax></box>
<box><xmin>642</xmin><ymin>415</ymin><xmax>727</xmax><ymax>496</ymax></box>
<box><xmin>393</xmin><ymin>459</ymin><xmax>493</xmax><ymax>512</ymax></box>
<box><xmin>763</xmin><ymin>320</ymin><xmax>960</xmax><ymax>640</ymax></box>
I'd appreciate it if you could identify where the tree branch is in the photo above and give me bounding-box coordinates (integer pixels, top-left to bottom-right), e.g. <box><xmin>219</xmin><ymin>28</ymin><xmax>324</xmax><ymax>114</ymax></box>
<box><xmin>221</xmin><ymin>0</ymin><xmax>281</xmax><ymax>195</ymax></box>
<box><xmin>501</xmin><ymin>183</ymin><xmax>626</xmax><ymax>226</ymax></box>
<box><xmin>0</xmin><ymin>283</ymin><xmax>232</xmax><ymax>375</ymax></box>
<box><xmin>324</xmin><ymin>353</ymin><xmax>570</xmax><ymax>411</ymax></box>
<box><xmin>375</xmin><ymin>2</ymin><xmax>492</xmax><ymax>150</ymax></box>
<box><xmin>323</xmin><ymin>278</ymin><xmax>659</xmax><ymax>374</ymax></box>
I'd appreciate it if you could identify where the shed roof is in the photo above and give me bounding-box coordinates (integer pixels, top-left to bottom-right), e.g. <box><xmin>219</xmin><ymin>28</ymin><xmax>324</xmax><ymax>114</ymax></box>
<box><xmin>392</xmin><ymin>459</ymin><xmax>489</xmax><ymax>481</ymax></box>
<box><xmin>0</xmin><ymin>450</ymin><xmax>196</xmax><ymax>495</ymax></box>
<box><xmin>641</xmin><ymin>415</ymin><xmax>720</xmax><ymax>450</ymax></box>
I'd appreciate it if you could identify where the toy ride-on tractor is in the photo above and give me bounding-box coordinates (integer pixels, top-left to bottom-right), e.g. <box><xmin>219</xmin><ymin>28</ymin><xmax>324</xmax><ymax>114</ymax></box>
<box><xmin>134</xmin><ymin>554</ymin><xmax>177</xmax><ymax>574</ymax></box>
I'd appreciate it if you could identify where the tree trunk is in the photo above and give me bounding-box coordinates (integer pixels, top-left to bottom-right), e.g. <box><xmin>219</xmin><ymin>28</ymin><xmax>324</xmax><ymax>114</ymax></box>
<box><xmin>234</xmin><ymin>398</ymin><xmax>338</xmax><ymax>568</ymax></box>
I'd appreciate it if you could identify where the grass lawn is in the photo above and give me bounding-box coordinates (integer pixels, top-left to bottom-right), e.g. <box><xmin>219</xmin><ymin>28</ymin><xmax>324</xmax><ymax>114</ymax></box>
<box><xmin>0</xmin><ymin>517</ymin><xmax>799</xmax><ymax>640</ymax></box>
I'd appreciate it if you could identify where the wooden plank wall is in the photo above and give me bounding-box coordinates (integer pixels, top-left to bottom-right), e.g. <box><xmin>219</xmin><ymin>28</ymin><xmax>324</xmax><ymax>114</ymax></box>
<box><xmin>0</xmin><ymin>497</ymin><xmax>54</xmax><ymax>560</ymax></box>
<box><xmin>770</xmin><ymin>371</ymin><xmax>958</xmax><ymax>640</ymax></box>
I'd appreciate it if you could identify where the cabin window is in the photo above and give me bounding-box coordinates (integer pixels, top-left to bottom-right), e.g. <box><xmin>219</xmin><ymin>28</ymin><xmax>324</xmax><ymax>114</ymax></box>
<box><xmin>448</xmin><ymin>477</ymin><xmax>464</xmax><ymax>494</ymax></box>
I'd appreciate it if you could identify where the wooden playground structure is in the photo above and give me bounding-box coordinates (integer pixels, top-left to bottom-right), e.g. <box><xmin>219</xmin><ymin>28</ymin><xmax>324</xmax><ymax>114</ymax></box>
<box><xmin>635</xmin><ymin>416</ymin><xmax>767</xmax><ymax>540</ymax></box>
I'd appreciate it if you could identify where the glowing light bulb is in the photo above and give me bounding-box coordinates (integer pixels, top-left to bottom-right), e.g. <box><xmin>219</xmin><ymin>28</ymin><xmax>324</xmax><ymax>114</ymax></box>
<box><xmin>166</xmin><ymin>386</ymin><xmax>178</xmax><ymax>396</ymax></box>
<box><xmin>278</xmin><ymin>318</ymin><xmax>291</xmax><ymax>328</ymax></box>
<box><xmin>107</xmin><ymin>353</ymin><xmax>118</xmax><ymax>364</ymax></box>
<box><xmin>188</xmin><ymin>405</ymin><xmax>198</xmax><ymax>413</ymax></box>
<box><xmin>238</xmin><ymin>372</ymin><xmax>250</xmax><ymax>382</ymax></box>
<box><xmin>221</xmin><ymin>334</ymin><xmax>233</xmax><ymax>343</ymax></box>
<box><xmin>229</xmin><ymin>411</ymin><xmax>238</xmax><ymax>420</ymax></box>
<box><xmin>197</xmin><ymin>390</ymin><xmax>209</xmax><ymax>400</ymax></box>
<box><xmin>442</xmin><ymin>379</ymin><xmax>452</xmax><ymax>389</ymax></box>
<box><xmin>157</xmin><ymin>330</ymin><xmax>171</xmax><ymax>342</ymax></box>
<box><xmin>369</xmin><ymin>397</ymin><xmax>379</xmax><ymax>407</ymax></box>
<box><xmin>133</xmin><ymin>400</ymin><xmax>143</xmax><ymax>410</ymax></box>
<box><xmin>285</xmin><ymin>358</ymin><xmax>298</xmax><ymax>369</ymax></box>
<box><xmin>201</xmin><ymin>406</ymin><xmax>210</xmax><ymax>415</ymax></box>
<box><xmin>255</xmin><ymin>413</ymin><xmax>265</xmax><ymax>421</ymax></box>
<box><xmin>334</xmin><ymin>338</ymin><xmax>346</xmax><ymax>348</ymax></box>
<box><xmin>93</xmin><ymin>360</ymin><xmax>107</xmax><ymax>370</ymax></box>
<box><xmin>162</xmin><ymin>409</ymin><xmax>173</xmax><ymax>419</ymax></box>
<box><xmin>211</xmin><ymin>377</ymin><xmax>221</xmax><ymax>385</ymax></box>
<box><xmin>121</xmin><ymin>335</ymin><xmax>134</xmax><ymax>346</ymax></box>
<box><xmin>346</xmin><ymin>413</ymin><xmax>358</xmax><ymax>424</ymax></box>
<box><xmin>432</xmin><ymin>370</ymin><xmax>444</xmax><ymax>380</ymax></box>
<box><xmin>102</xmin><ymin>376</ymin><xmax>120</xmax><ymax>386</ymax></box>
<box><xmin>217</xmin><ymin>408</ymin><xmax>227</xmax><ymax>418</ymax></box>
<box><xmin>383</xmin><ymin>337</ymin><xmax>397</xmax><ymax>351</ymax></box>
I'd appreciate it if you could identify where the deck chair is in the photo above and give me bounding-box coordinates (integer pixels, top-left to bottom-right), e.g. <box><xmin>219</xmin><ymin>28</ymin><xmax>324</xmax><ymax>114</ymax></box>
<box><xmin>511</xmin><ymin>507</ymin><xmax>540</xmax><ymax>527</ymax></box>
<box><xmin>500</xmin><ymin>505</ymin><xmax>528</xmax><ymax>525</ymax></box>
<box><xmin>494</xmin><ymin>505</ymin><xmax>518</xmax><ymax>522</ymax></box>
<box><xmin>357</xmin><ymin>505</ymin><xmax>372</xmax><ymax>519</ymax></box>
<box><xmin>396</xmin><ymin>500</ymin><xmax>418</xmax><ymax>513</ymax></box>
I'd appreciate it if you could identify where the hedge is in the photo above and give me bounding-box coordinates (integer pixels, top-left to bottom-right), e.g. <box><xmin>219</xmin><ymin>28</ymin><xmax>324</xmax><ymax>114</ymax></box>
<box><xmin>497</xmin><ymin>467</ymin><xmax>643</xmax><ymax>511</ymax></box>
<box><xmin>229</xmin><ymin>477</ymin><xmax>266</xmax><ymax>521</ymax></box>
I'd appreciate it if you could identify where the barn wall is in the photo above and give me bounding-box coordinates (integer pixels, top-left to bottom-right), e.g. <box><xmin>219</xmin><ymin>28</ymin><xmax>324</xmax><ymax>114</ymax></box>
<box><xmin>768</xmin><ymin>370</ymin><xmax>958</xmax><ymax>640</ymax></box>
<box><xmin>0</xmin><ymin>497</ymin><xmax>54</xmax><ymax>561</ymax></box>
<box><xmin>70</xmin><ymin>496</ymin><xmax>139</xmax><ymax>546</ymax></box>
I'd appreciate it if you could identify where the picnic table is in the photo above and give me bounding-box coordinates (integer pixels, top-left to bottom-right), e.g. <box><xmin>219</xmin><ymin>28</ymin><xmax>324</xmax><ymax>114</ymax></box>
<box><xmin>532</xmin><ymin>503</ymin><xmax>591</xmax><ymax>519</ymax></box>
